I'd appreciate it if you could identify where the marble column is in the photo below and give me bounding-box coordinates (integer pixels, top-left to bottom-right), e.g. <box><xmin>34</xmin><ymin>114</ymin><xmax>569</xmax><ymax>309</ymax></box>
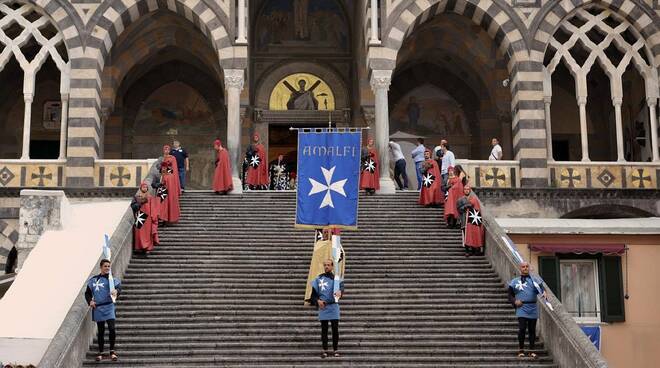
<box><xmin>544</xmin><ymin>96</ymin><xmax>554</xmax><ymax>161</ymax></box>
<box><xmin>369</xmin><ymin>0</ymin><xmax>380</xmax><ymax>45</ymax></box>
<box><xmin>648</xmin><ymin>97</ymin><xmax>659</xmax><ymax>162</ymax></box>
<box><xmin>58</xmin><ymin>93</ymin><xmax>69</xmax><ymax>159</ymax></box>
<box><xmin>20</xmin><ymin>93</ymin><xmax>34</xmax><ymax>160</ymax></box>
<box><xmin>577</xmin><ymin>96</ymin><xmax>590</xmax><ymax>162</ymax></box>
<box><xmin>613</xmin><ymin>97</ymin><xmax>625</xmax><ymax>162</ymax></box>
<box><xmin>370</xmin><ymin>69</ymin><xmax>396</xmax><ymax>194</ymax></box>
<box><xmin>236</xmin><ymin>0</ymin><xmax>247</xmax><ymax>44</ymax></box>
<box><xmin>224</xmin><ymin>69</ymin><xmax>245</xmax><ymax>194</ymax></box>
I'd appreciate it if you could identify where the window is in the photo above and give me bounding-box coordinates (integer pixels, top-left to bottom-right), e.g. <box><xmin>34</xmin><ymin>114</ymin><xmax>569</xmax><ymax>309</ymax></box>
<box><xmin>559</xmin><ymin>260</ymin><xmax>600</xmax><ymax>322</ymax></box>
<box><xmin>539</xmin><ymin>255</ymin><xmax>625</xmax><ymax>323</ymax></box>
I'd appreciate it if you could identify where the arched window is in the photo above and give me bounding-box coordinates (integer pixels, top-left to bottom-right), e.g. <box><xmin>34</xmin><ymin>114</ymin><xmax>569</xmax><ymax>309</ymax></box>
<box><xmin>0</xmin><ymin>1</ymin><xmax>70</xmax><ymax>159</ymax></box>
<box><xmin>543</xmin><ymin>5</ymin><xmax>659</xmax><ymax>162</ymax></box>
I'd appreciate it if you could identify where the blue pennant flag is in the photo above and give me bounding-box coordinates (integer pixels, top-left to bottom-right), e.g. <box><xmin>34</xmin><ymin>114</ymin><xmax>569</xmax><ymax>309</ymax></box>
<box><xmin>295</xmin><ymin>130</ymin><xmax>361</xmax><ymax>229</ymax></box>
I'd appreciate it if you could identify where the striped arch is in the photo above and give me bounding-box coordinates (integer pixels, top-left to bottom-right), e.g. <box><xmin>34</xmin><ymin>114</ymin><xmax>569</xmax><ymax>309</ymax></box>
<box><xmin>530</xmin><ymin>0</ymin><xmax>660</xmax><ymax>68</ymax></box>
<box><xmin>381</xmin><ymin>0</ymin><xmax>526</xmax><ymax>70</ymax></box>
<box><xmin>379</xmin><ymin>0</ymin><xmax>550</xmax><ymax>187</ymax></box>
<box><xmin>66</xmin><ymin>0</ymin><xmax>240</xmax><ymax>187</ymax></box>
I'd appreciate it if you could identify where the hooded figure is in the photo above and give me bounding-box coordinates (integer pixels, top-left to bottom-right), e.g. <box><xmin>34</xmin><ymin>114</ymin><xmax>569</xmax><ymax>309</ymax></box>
<box><xmin>418</xmin><ymin>148</ymin><xmax>442</xmax><ymax>206</ymax></box>
<box><xmin>212</xmin><ymin>139</ymin><xmax>233</xmax><ymax>194</ymax></box>
<box><xmin>245</xmin><ymin>133</ymin><xmax>269</xmax><ymax>189</ymax></box>
<box><xmin>159</xmin><ymin>160</ymin><xmax>180</xmax><ymax>223</ymax></box>
<box><xmin>359</xmin><ymin>138</ymin><xmax>380</xmax><ymax>194</ymax></box>
<box><xmin>131</xmin><ymin>182</ymin><xmax>159</xmax><ymax>253</ymax></box>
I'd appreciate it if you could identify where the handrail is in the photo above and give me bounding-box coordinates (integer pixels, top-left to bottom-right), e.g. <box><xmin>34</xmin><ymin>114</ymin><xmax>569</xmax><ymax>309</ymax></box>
<box><xmin>481</xmin><ymin>208</ymin><xmax>608</xmax><ymax>368</ymax></box>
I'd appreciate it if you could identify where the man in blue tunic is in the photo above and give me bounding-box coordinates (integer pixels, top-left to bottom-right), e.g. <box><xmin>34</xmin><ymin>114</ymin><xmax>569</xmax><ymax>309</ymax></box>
<box><xmin>310</xmin><ymin>259</ymin><xmax>344</xmax><ymax>358</ymax></box>
<box><xmin>508</xmin><ymin>262</ymin><xmax>546</xmax><ymax>359</ymax></box>
<box><xmin>85</xmin><ymin>259</ymin><xmax>121</xmax><ymax>362</ymax></box>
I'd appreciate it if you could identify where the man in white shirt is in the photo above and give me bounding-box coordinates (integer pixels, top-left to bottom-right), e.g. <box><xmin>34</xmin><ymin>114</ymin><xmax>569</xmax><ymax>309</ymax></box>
<box><xmin>389</xmin><ymin>141</ymin><xmax>409</xmax><ymax>190</ymax></box>
<box><xmin>411</xmin><ymin>138</ymin><xmax>426</xmax><ymax>190</ymax></box>
<box><xmin>440</xmin><ymin>142</ymin><xmax>455</xmax><ymax>187</ymax></box>
<box><xmin>489</xmin><ymin>138</ymin><xmax>503</xmax><ymax>160</ymax></box>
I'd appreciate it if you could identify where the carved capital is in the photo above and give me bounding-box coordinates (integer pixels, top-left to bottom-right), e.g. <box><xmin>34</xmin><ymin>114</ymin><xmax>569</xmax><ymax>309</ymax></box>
<box><xmin>647</xmin><ymin>97</ymin><xmax>658</xmax><ymax>108</ymax></box>
<box><xmin>224</xmin><ymin>69</ymin><xmax>245</xmax><ymax>90</ymax></box>
<box><xmin>370</xmin><ymin>69</ymin><xmax>392</xmax><ymax>91</ymax></box>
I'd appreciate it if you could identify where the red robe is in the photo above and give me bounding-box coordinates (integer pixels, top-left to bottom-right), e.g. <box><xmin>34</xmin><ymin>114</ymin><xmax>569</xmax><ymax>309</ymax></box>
<box><xmin>246</xmin><ymin>143</ymin><xmax>268</xmax><ymax>187</ymax></box>
<box><xmin>419</xmin><ymin>159</ymin><xmax>442</xmax><ymax>206</ymax></box>
<box><xmin>134</xmin><ymin>195</ymin><xmax>159</xmax><ymax>252</ymax></box>
<box><xmin>213</xmin><ymin>148</ymin><xmax>233</xmax><ymax>192</ymax></box>
<box><xmin>359</xmin><ymin>147</ymin><xmax>380</xmax><ymax>190</ymax></box>
<box><xmin>464</xmin><ymin>195</ymin><xmax>485</xmax><ymax>248</ymax></box>
<box><xmin>162</xmin><ymin>155</ymin><xmax>181</xmax><ymax>194</ymax></box>
<box><xmin>444</xmin><ymin>176</ymin><xmax>463</xmax><ymax>220</ymax></box>
<box><xmin>160</xmin><ymin>172</ymin><xmax>180</xmax><ymax>223</ymax></box>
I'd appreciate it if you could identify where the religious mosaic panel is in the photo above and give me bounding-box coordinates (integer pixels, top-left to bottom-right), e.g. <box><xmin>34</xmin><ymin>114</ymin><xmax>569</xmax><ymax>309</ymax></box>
<box><xmin>269</xmin><ymin>73</ymin><xmax>335</xmax><ymax>111</ymax></box>
<box><xmin>475</xmin><ymin>166</ymin><xmax>516</xmax><ymax>188</ymax></box>
<box><xmin>255</xmin><ymin>0</ymin><xmax>349</xmax><ymax>54</ymax></box>
<box><xmin>390</xmin><ymin>84</ymin><xmax>471</xmax><ymax>158</ymax></box>
<box><xmin>589</xmin><ymin>166</ymin><xmax>623</xmax><ymax>189</ymax></box>
<box><xmin>0</xmin><ymin>163</ymin><xmax>63</xmax><ymax>187</ymax></box>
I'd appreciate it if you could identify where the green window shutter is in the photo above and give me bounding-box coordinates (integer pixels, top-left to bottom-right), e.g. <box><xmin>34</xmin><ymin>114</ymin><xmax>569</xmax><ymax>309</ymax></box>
<box><xmin>600</xmin><ymin>256</ymin><xmax>625</xmax><ymax>322</ymax></box>
<box><xmin>538</xmin><ymin>256</ymin><xmax>560</xmax><ymax>300</ymax></box>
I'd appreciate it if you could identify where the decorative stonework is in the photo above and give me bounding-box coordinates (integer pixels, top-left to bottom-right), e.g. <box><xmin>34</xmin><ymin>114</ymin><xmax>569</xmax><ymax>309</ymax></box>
<box><xmin>370</xmin><ymin>70</ymin><xmax>392</xmax><ymax>91</ymax></box>
<box><xmin>95</xmin><ymin>161</ymin><xmax>151</xmax><ymax>188</ymax></box>
<box><xmin>550</xmin><ymin>163</ymin><xmax>660</xmax><ymax>189</ymax></box>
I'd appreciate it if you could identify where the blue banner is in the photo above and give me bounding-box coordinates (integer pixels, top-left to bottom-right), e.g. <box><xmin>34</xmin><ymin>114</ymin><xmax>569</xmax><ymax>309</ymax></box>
<box><xmin>295</xmin><ymin>130</ymin><xmax>361</xmax><ymax>228</ymax></box>
<box><xmin>580</xmin><ymin>325</ymin><xmax>600</xmax><ymax>351</ymax></box>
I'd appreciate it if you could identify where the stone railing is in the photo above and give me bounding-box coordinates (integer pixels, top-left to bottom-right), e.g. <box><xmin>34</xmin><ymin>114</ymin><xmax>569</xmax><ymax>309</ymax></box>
<box><xmin>94</xmin><ymin>159</ymin><xmax>157</xmax><ymax>188</ymax></box>
<box><xmin>481</xmin><ymin>209</ymin><xmax>608</xmax><ymax>368</ymax></box>
<box><xmin>548</xmin><ymin>161</ymin><xmax>660</xmax><ymax>190</ymax></box>
<box><xmin>38</xmin><ymin>207</ymin><xmax>134</xmax><ymax>368</ymax></box>
<box><xmin>0</xmin><ymin>159</ymin><xmax>66</xmax><ymax>188</ymax></box>
<box><xmin>455</xmin><ymin>159</ymin><xmax>520</xmax><ymax>188</ymax></box>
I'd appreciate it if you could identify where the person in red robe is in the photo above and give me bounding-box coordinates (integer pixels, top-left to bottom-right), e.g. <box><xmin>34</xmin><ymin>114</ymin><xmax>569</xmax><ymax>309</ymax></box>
<box><xmin>131</xmin><ymin>182</ymin><xmax>159</xmax><ymax>255</ymax></box>
<box><xmin>245</xmin><ymin>133</ymin><xmax>268</xmax><ymax>190</ymax></box>
<box><xmin>161</xmin><ymin>144</ymin><xmax>181</xmax><ymax>195</ymax></box>
<box><xmin>159</xmin><ymin>160</ymin><xmax>180</xmax><ymax>224</ymax></box>
<box><xmin>444</xmin><ymin>165</ymin><xmax>466</xmax><ymax>228</ymax></box>
<box><xmin>212</xmin><ymin>139</ymin><xmax>233</xmax><ymax>194</ymax></box>
<box><xmin>458</xmin><ymin>185</ymin><xmax>485</xmax><ymax>257</ymax></box>
<box><xmin>359</xmin><ymin>138</ymin><xmax>380</xmax><ymax>194</ymax></box>
<box><xmin>418</xmin><ymin>149</ymin><xmax>442</xmax><ymax>206</ymax></box>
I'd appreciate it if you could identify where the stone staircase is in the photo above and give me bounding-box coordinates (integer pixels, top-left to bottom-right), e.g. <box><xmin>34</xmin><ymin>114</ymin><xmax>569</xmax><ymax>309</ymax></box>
<box><xmin>82</xmin><ymin>191</ymin><xmax>555</xmax><ymax>367</ymax></box>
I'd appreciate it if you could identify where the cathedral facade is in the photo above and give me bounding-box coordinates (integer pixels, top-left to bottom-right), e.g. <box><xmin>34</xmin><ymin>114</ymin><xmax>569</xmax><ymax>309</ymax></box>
<box><xmin>0</xmin><ymin>0</ymin><xmax>658</xmax><ymax>191</ymax></box>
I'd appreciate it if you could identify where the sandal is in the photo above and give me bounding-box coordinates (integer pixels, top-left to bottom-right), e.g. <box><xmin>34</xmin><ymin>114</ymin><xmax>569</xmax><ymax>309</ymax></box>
<box><xmin>110</xmin><ymin>351</ymin><xmax>118</xmax><ymax>361</ymax></box>
<box><xmin>95</xmin><ymin>354</ymin><xmax>103</xmax><ymax>362</ymax></box>
<box><xmin>333</xmin><ymin>351</ymin><xmax>340</xmax><ymax>357</ymax></box>
<box><xmin>517</xmin><ymin>351</ymin><xmax>525</xmax><ymax>358</ymax></box>
<box><xmin>321</xmin><ymin>351</ymin><xmax>328</xmax><ymax>358</ymax></box>
<box><xmin>528</xmin><ymin>352</ymin><xmax>537</xmax><ymax>359</ymax></box>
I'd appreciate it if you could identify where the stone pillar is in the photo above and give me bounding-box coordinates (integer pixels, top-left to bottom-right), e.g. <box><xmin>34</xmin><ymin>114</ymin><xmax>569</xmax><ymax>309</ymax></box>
<box><xmin>20</xmin><ymin>93</ymin><xmax>34</xmax><ymax>160</ymax></box>
<box><xmin>58</xmin><ymin>93</ymin><xmax>69</xmax><ymax>159</ymax></box>
<box><xmin>648</xmin><ymin>98</ymin><xmax>659</xmax><ymax>162</ymax></box>
<box><xmin>236</xmin><ymin>0</ymin><xmax>247</xmax><ymax>44</ymax></box>
<box><xmin>544</xmin><ymin>97</ymin><xmax>554</xmax><ymax>161</ymax></box>
<box><xmin>369</xmin><ymin>0</ymin><xmax>380</xmax><ymax>45</ymax></box>
<box><xmin>577</xmin><ymin>96</ymin><xmax>590</xmax><ymax>162</ymax></box>
<box><xmin>613</xmin><ymin>96</ymin><xmax>625</xmax><ymax>162</ymax></box>
<box><xmin>370</xmin><ymin>70</ymin><xmax>396</xmax><ymax>194</ymax></box>
<box><xmin>16</xmin><ymin>190</ymin><xmax>70</xmax><ymax>272</ymax></box>
<box><xmin>224</xmin><ymin>69</ymin><xmax>245</xmax><ymax>194</ymax></box>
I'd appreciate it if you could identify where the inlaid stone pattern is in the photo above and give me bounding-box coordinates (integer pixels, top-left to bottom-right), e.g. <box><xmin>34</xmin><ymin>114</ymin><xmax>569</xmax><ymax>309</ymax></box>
<box><xmin>551</xmin><ymin>165</ymin><xmax>660</xmax><ymax>189</ymax></box>
<box><xmin>95</xmin><ymin>163</ymin><xmax>150</xmax><ymax>187</ymax></box>
<box><xmin>0</xmin><ymin>164</ymin><xmax>63</xmax><ymax>188</ymax></box>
